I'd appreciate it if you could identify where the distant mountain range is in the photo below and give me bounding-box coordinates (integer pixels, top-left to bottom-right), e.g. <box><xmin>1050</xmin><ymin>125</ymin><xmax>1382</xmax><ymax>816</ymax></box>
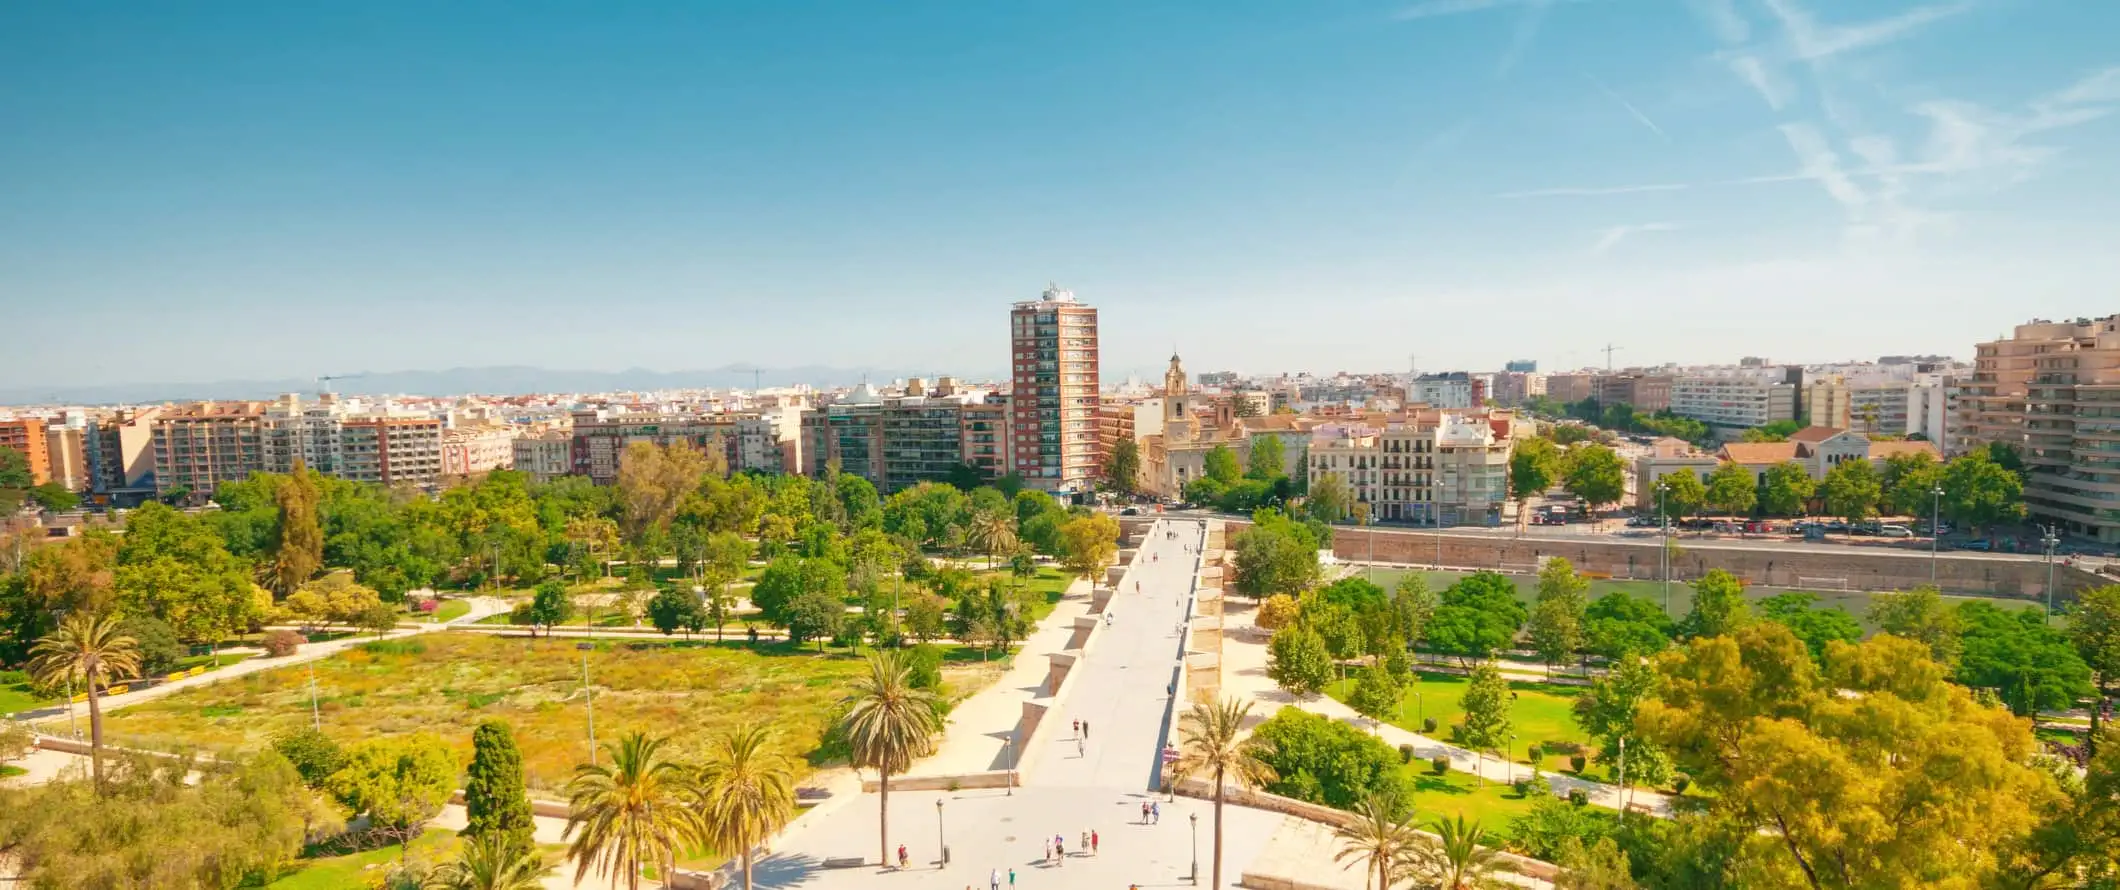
<box><xmin>1</xmin><ymin>364</ymin><xmax>995</xmax><ymax>406</ymax></box>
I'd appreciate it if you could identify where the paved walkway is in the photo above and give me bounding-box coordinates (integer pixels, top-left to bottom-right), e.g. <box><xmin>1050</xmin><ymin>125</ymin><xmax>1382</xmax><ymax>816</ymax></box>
<box><xmin>910</xmin><ymin>579</ymin><xmax>1092</xmax><ymax>777</ymax></box>
<box><xmin>1219</xmin><ymin>599</ymin><xmax>1672</xmax><ymax>816</ymax></box>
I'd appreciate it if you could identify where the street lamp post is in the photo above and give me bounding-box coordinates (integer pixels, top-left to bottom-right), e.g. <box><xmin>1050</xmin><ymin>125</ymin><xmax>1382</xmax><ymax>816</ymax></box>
<box><xmin>1618</xmin><ymin>736</ymin><xmax>1629</xmax><ymax>813</ymax></box>
<box><xmin>1005</xmin><ymin>731</ymin><xmax>1016</xmax><ymax>796</ymax></box>
<box><xmin>577</xmin><ymin>642</ymin><xmax>596</xmax><ymax>765</ymax></box>
<box><xmin>935</xmin><ymin>798</ymin><xmax>948</xmax><ymax>867</ymax></box>
<box><xmin>1930</xmin><ymin>485</ymin><xmax>1945</xmax><ymax>585</ymax></box>
<box><xmin>65</xmin><ymin>677</ymin><xmax>77</xmax><ymax>740</ymax></box>
<box><xmin>1190</xmin><ymin>812</ymin><xmax>1200</xmax><ymax>885</ymax></box>
<box><xmin>1415</xmin><ymin>690</ymin><xmax>1424</xmax><ymax>729</ymax></box>
<box><xmin>308</xmin><ymin>662</ymin><xmax>321</xmax><ymax>731</ymax></box>
<box><xmin>1509</xmin><ymin>733</ymin><xmax>1518</xmax><ymax>784</ymax></box>
<box><xmin>1433</xmin><ymin>509</ymin><xmax>1443</xmax><ymax>570</ymax></box>
<box><xmin>2043</xmin><ymin>525</ymin><xmax>2060</xmax><ymax>625</ymax></box>
<box><xmin>1657</xmin><ymin>479</ymin><xmax>1671</xmax><ymax>616</ymax></box>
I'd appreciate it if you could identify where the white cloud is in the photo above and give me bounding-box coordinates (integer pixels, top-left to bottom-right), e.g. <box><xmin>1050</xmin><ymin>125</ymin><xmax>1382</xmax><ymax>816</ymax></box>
<box><xmin>1498</xmin><ymin>183</ymin><xmax>1691</xmax><ymax>198</ymax></box>
<box><xmin>1723</xmin><ymin>54</ymin><xmax>1788</xmax><ymax>110</ymax></box>
<box><xmin>1495</xmin><ymin>0</ymin><xmax>1554</xmax><ymax>77</ymax></box>
<box><xmin>1592</xmin><ymin>76</ymin><xmax>1670</xmax><ymax>141</ymax></box>
<box><xmin>1760</xmin><ymin>0</ymin><xmax>1971</xmax><ymax>61</ymax></box>
<box><xmin>1688</xmin><ymin>0</ymin><xmax>1750</xmax><ymax>44</ymax></box>
<box><xmin>1777</xmin><ymin>123</ymin><xmax>1869</xmax><ymax>211</ymax></box>
<box><xmin>1590</xmin><ymin>222</ymin><xmax>1684</xmax><ymax>254</ymax></box>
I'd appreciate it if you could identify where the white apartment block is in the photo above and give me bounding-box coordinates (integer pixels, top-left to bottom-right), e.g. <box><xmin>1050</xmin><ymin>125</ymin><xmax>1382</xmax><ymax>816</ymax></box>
<box><xmin>513</xmin><ymin>431</ymin><xmax>574</xmax><ymax>483</ymax></box>
<box><xmin>1670</xmin><ymin>374</ymin><xmax>1797</xmax><ymax>433</ymax></box>
<box><xmin>340</xmin><ymin>416</ymin><xmax>443</xmax><ymax>487</ymax></box>
<box><xmin>440</xmin><ymin>426</ymin><xmax>519</xmax><ymax>476</ymax></box>
<box><xmin>1306</xmin><ymin>411</ymin><xmax>1514</xmax><ymax>527</ymax></box>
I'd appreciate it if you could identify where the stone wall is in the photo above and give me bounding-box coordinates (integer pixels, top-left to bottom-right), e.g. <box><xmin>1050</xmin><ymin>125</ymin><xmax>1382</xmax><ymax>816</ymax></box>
<box><xmin>1239</xmin><ymin>521</ymin><xmax>2103</xmax><ymax>599</ymax></box>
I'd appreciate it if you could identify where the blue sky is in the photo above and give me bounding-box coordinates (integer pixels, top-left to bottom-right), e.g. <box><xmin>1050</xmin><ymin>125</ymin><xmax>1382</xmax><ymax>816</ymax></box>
<box><xmin>4</xmin><ymin>0</ymin><xmax>2116</xmax><ymax>389</ymax></box>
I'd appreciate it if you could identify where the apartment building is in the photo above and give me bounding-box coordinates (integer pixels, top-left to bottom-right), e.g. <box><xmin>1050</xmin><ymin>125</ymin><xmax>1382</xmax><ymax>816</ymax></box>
<box><xmin>440</xmin><ymin>426</ymin><xmax>519</xmax><ymax>477</ymax></box>
<box><xmin>1413</xmin><ymin>373</ymin><xmax>1479</xmax><ymax>409</ymax></box>
<box><xmin>1544</xmin><ymin>373</ymin><xmax>1597</xmax><ymax>404</ymax></box>
<box><xmin>88</xmin><ymin>408</ymin><xmax>161</xmax><ymax>504</ymax></box>
<box><xmin>1670</xmin><ymin>374</ymin><xmax>1797</xmax><ymax>435</ymax></box>
<box><xmin>802</xmin><ymin>386</ymin><xmax>1005</xmax><ymax>492</ymax></box>
<box><xmin>570</xmin><ymin>409</ymin><xmax>741</xmax><ymax>485</ymax></box>
<box><xmin>1960</xmin><ymin>315</ymin><xmax>2120</xmax><ymax>541</ymax></box>
<box><xmin>1489</xmin><ymin>371</ymin><xmax>1544</xmax><ymax>407</ymax></box>
<box><xmin>0</xmin><ymin>418</ymin><xmax>51</xmax><ymax>485</ymax></box>
<box><xmin>262</xmin><ymin>393</ymin><xmax>348</xmax><ymax>476</ymax></box>
<box><xmin>1008</xmin><ymin>284</ymin><xmax>1101</xmax><ymax>494</ymax></box>
<box><xmin>1097</xmin><ymin>398</ymin><xmax>1139</xmax><ymax>464</ymax></box>
<box><xmin>45</xmin><ymin>424</ymin><xmax>90</xmax><ymax>492</ymax></box>
<box><xmin>151</xmin><ymin>402</ymin><xmax>270</xmax><ymax>498</ymax></box>
<box><xmin>1306</xmin><ymin>410</ymin><xmax>1516</xmax><ymax>526</ymax></box>
<box><xmin>341</xmin><ymin>417</ymin><xmax>444</xmax><ymax>487</ymax></box>
<box><xmin>1633</xmin><ymin>438</ymin><xmax>1722</xmax><ymax>511</ymax></box>
<box><xmin>1597</xmin><ymin>374</ymin><xmax>1673</xmax><ymax>412</ymax></box>
<box><xmin>512</xmin><ymin>431</ymin><xmax>574</xmax><ymax>483</ymax></box>
<box><xmin>1804</xmin><ymin>377</ymin><xmax>1913</xmax><ymax>436</ymax></box>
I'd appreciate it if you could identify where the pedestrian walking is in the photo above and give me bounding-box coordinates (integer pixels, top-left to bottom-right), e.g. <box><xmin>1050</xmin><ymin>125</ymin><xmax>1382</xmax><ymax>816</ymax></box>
<box><xmin>1152</xmin><ymin>801</ymin><xmax>1160</xmax><ymax>823</ymax></box>
<box><xmin>1080</xmin><ymin>831</ymin><xmax>1089</xmax><ymax>854</ymax></box>
<box><xmin>1043</xmin><ymin>839</ymin><xmax>1051</xmax><ymax>862</ymax></box>
<box><xmin>1009</xmin><ymin>868</ymin><xmax>1016</xmax><ymax>887</ymax></box>
<box><xmin>1056</xmin><ymin>835</ymin><xmax>1066</xmax><ymax>865</ymax></box>
<box><xmin>897</xmin><ymin>843</ymin><xmax>908</xmax><ymax>869</ymax></box>
<box><xmin>1141</xmin><ymin>801</ymin><xmax>1150</xmax><ymax>824</ymax></box>
<box><xmin>1073</xmin><ymin>718</ymin><xmax>1080</xmax><ymax>737</ymax></box>
<box><xmin>1083</xmin><ymin>720</ymin><xmax>1089</xmax><ymax>739</ymax></box>
<box><xmin>991</xmin><ymin>867</ymin><xmax>1001</xmax><ymax>890</ymax></box>
<box><xmin>1092</xmin><ymin>830</ymin><xmax>1100</xmax><ymax>855</ymax></box>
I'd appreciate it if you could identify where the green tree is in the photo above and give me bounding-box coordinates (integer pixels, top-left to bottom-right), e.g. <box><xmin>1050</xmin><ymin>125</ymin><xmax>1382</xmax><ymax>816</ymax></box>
<box><xmin>1348</xmin><ymin>667</ymin><xmax>1402</xmax><ymax>732</ymax></box>
<box><xmin>1704</xmin><ymin>462</ymin><xmax>1758</xmax><ymax>517</ymax></box>
<box><xmin>1742</xmin><ymin>419</ymin><xmax>1800</xmax><ymax>442</ymax></box>
<box><xmin>646</xmin><ymin>587</ymin><xmax>704</xmax><ymax>638</ymax></box>
<box><xmin>329</xmin><ymin>734</ymin><xmax>457</xmax><ymax>858</ymax></box>
<box><xmin>273</xmin><ymin>462</ymin><xmax>325</xmax><ymax>595</ymax></box>
<box><xmin>1103</xmin><ymin>437</ymin><xmax>1141</xmax><ymax>495</ymax></box>
<box><xmin>1571</xmin><ymin>655</ymin><xmax>1671</xmax><ymax>788</ymax></box>
<box><xmin>0</xmin><ymin>446</ymin><xmax>30</xmax><ymax>514</ymax></box>
<box><xmin>1203</xmin><ymin>444</ymin><xmax>1243</xmax><ymax>486</ymax></box>
<box><xmin>1583</xmin><ymin>590</ymin><xmax>1674</xmax><ymax>661</ymax></box>
<box><xmin>1956</xmin><ymin>601</ymin><xmax>2093</xmax><ymax>717</ymax></box>
<box><xmin>1457</xmin><ymin>662</ymin><xmax>1513</xmax><ymax>786</ymax></box>
<box><xmin>1527</xmin><ymin>597</ymin><xmax>1586</xmax><ymax>676</ymax></box>
<box><xmin>691</xmin><ymin>722</ymin><xmax>797</xmax><ymax>890</ymax></box>
<box><xmin>116</xmin><ymin>614</ymin><xmax>182</xmax><ymax>676</ymax></box>
<box><xmin>115</xmin><ymin>503</ymin><xmax>261</xmax><ymax>661</ymax></box>
<box><xmin>522</xmin><ymin>580</ymin><xmax>574</xmax><ymax>637</ymax></box>
<box><xmin>29</xmin><ymin>611</ymin><xmax>141</xmax><ymax>789</ymax></box>
<box><xmin>561</xmin><ymin>732</ymin><xmax>694</xmax><ymax>890</ymax></box>
<box><xmin>1172</xmin><ymin>697</ymin><xmax>1277</xmax><ymax>890</ymax></box>
<box><xmin>1866</xmin><ymin>586</ymin><xmax>1965</xmax><ymax>667</ymax></box>
<box><xmin>1416</xmin><ymin>814</ymin><xmax>1503</xmax><ymax>889</ymax></box>
<box><xmin>2066</xmin><ymin>586</ymin><xmax>2120</xmax><ymax>753</ymax></box>
<box><xmin>1391</xmin><ymin>575</ymin><xmax>1440</xmax><ymax>648</ymax></box>
<box><xmin>784</xmin><ymin>590</ymin><xmax>843</xmax><ymax>650</ymax></box>
<box><xmin>1231</xmin><ymin>511</ymin><xmax>1322</xmax><ymax>598</ymax></box>
<box><xmin>902</xmin><ymin>594</ymin><xmax>946</xmax><ymax>643</ymax></box>
<box><xmin>423</xmin><ymin>832</ymin><xmax>551</xmax><ymax>890</ymax></box>
<box><xmin>1055</xmin><ymin>512</ymin><xmax>1120</xmax><ymax>581</ymax></box>
<box><xmin>1307</xmin><ymin>472</ymin><xmax>1353</xmax><ymax>523</ymax></box>
<box><xmin>1758</xmin><ymin>460</ymin><xmax>1815</xmax><ymax>517</ymax></box>
<box><xmin>840</xmin><ymin>650</ymin><xmax>944</xmax><ymax>867</ymax></box>
<box><xmin>1881</xmin><ymin>451</ymin><xmax>1944</xmax><ymax>516</ymax></box>
<box><xmin>1510</xmin><ymin>437</ymin><xmax>1562</xmax><ymax>533</ymax></box>
<box><xmin>1333</xmin><ymin>793</ymin><xmax>1424</xmax><ymax>890</ymax></box>
<box><xmin>464</xmin><ymin>720</ymin><xmax>536</xmax><ymax>854</ymax></box>
<box><xmin>1757</xmin><ymin>592</ymin><xmax>1863</xmax><ymax>662</ymax></box>
<box><xmin>1564</xmin><ymin>444</ymin><xmax>1627</xmax><ymax>522</ymax></box>
<box><xmin>1679</xmin><ymin>569</ymin><xmax>1751</xmax><ymax>639</ymax></box>
<box><xmin>273</xmin><ymin>728</ymin><xmax>345</xmax><ymax>789</ymax></box>
<box><xmin>966</xmin><ymin>509</ymin><xmax>1018</xmax><ymax>569</ymax></box>
<box><xmin>1637</xmin><ymin>625</ymin><xmax>2062</xmax><ymax>888</ymax></box>
<box><xmin>1820</xmin><ymin>458</ymin><xmax>1882</xmax><ymax>524</ymax></box>
<box><xmin>1943</xmin><ymin>450</ymin><xmax>2027</xmax><ymax>535</ymax></box>
<box><xmin>27</xmin><ymin>482</ymin><xmax>78</xmax><ymax>512</ymax></box>
<box><xmin>1247</xmin><ymin>435</ymin><xmax>1287</xmax><ymax>481</ymax></box>
<box><xmin>1267</xmin><ymin>624</ymin><xmax>1335</xmax><ymax>697</ymax></box>
<box><xmin>1657</xmin><ymin>468</ymin><xmax>1707</xmax><ymax>521</ymax></box>
<box><xmin>701</xmin><ymin>531</ymin><xmax>753</xmax><ymax>642</ymax></box>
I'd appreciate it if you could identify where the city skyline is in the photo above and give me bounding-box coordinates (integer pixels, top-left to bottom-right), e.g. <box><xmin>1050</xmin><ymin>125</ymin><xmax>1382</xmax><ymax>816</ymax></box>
<box><xmin>5</xmin><ymin>1</ymin><xmax>2118</xmax><ymax>388</ymax></box>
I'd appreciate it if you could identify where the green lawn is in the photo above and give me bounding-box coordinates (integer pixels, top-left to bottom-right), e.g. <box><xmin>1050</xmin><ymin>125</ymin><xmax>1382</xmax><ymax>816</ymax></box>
<box><xmin>1398</xmin><ymin>765</ymin><xmax>1623</xmax><ymax>843</ymax></box>
<box><xmin>1327</xmin><ymin>667</ymin><xmax>1591</xmax><ymax>752</ymax></box>
<box><xmin>978</xmin><ymin>567</ymin><xmax>1074</xmax><ymax>622</ymax></box>
<box><xmin>90</xmin><ymin>631</ymin><xmax>971</xmax><ymax>794</ymax></box>
<box><xmin>0</xmin><ymin>682</ymin><xmax>51</xmax><ymax>715</ymax></box>
<box><xmin>414</xmin><ymin>599</ymin><xmax>472</xmax><ymax>623</ymax></box>
<box><xmin>265</xmin><ymin>830</ymin><xmax>461</xmax><ymax>889</ymax></box>
<box><xmin>1359</xmin><ymin>568</ymin><xmax>2038</xmax><ymax>632</ymax></box>
<box><xmin>175</xmin><ymin>652</ymin><xmax>255</xmax><ymax>673</ymax></box>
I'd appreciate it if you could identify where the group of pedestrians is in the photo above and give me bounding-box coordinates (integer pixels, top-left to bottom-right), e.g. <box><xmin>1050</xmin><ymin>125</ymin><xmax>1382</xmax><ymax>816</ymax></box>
<box><xmin>1040</xmin><ymin>830</ymin><xmax>1100</xmax><ymax>864</ymax></box>
<box><xmin>1138</xmin><ymin>800</ymin><xmax>1163</xmax><ymax>823</ymax></box>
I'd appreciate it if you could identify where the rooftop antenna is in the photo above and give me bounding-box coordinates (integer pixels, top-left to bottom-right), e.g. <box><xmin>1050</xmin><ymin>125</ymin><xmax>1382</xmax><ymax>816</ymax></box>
<box><xmin>752</xmin><ymin>368</ymin><xmax>761</xmax><ymax>392</ymax></box>
<box><xmin>1600</xmin><ymin>343</ymin><xmax>1623</xmax><ymax>373</ymax></box>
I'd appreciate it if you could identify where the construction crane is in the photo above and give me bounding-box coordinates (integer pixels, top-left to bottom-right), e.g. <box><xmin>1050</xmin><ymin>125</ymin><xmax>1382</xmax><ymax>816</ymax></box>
<box><xmin>316</xmin><ymin>373</ymin><xmax>366</xmax><ymax>395</ymax></box>
<box><xmin>1600</xmin><ymin>343</ymin><xmax>1623</xmax><ymax>372</ymax></box>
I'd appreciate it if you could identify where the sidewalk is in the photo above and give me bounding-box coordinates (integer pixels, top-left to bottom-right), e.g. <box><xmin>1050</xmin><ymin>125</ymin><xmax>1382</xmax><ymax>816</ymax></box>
<box><xmin>906</xmin><ymin>577</ymin><xmax>1092</xmax><ymax>777</ymax></box>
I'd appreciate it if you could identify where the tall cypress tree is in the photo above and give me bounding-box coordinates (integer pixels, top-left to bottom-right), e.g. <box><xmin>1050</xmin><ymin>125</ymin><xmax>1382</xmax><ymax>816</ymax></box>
<box><xmin>272</xmin><ymin>458</ymin><xmax>324</xmax><ymax>595</ymax></box>
<box><xmin>463</xmin><ymin>719</ymin><xmax>535</xmax><ymax>851</ymax></box>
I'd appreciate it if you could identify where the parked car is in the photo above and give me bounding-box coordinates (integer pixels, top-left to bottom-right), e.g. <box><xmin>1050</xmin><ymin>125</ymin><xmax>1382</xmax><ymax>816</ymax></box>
<box><xmin>1627</xmin><ymin>515</ymin><xmax>1656</xmax><ymax>527</ymax></box>
<box><xmin>1956</xmin><ymin>539</ymin><xmax>1994</xmax><ymax>551</ymax></box>
<box><xmin>1120</xmin><ymin>507</ymin><xmax>1140</xmax><ymax>516</ymax></box>
<box><xmin>1879</xmin><ymin>525</ymin><xmax>1913</xmax><ymax>538</ymax></box>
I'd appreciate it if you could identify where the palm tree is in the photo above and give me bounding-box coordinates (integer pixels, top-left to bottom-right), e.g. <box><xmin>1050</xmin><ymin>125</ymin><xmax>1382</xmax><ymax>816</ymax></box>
<box><xmin>422</xmin><ymin>832</ymin><xmax>550</xmax><ymax>890</ymax></box>
<box><xmin>1415</xmin><ymin>814</ymin><xmax>1502</xmax><ymax>890</ymax></box>
<box><xmin>29</xmin><ymin>611</ymin><xmax>140</xmax><ymax>790</ymax></box>
<box><xmin>968</xmin><ymin>511</ymin><xmax>1017</xmax><ymax>570</ymax></box>
<box><xmin>839</xmin><ymin>649</ymin><xmax>943</xmax><ymax>867</ymax></box>
<box><xmin>562</xmin><ymin>732</ymin><xmax>698</xmax><ymax>890</ymax></box>
<box><xmin>1172</xmin><ymin>697</ymin><xmax>1277</xmax><ymax>890</ymax></box>
<box><xmin>693</xmin><ymin>722</ymin><xmax>797</xmax><ymax>890</ymax></box>
<box><xmin>1332</xmin><ymin>793</ymin><xmax>1421</xmax><ymax>890</ymax></box>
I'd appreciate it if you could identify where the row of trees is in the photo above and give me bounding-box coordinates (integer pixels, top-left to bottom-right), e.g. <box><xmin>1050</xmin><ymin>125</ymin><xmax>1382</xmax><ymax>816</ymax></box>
<box><xmin>0</xmin><ymin>445</ymin><xmax>78</xmax><ymax>514</ymax></box>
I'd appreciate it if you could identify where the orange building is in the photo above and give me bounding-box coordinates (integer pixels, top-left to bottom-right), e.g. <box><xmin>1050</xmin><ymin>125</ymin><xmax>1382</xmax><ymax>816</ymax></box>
<box><xmin>0</xmin><ymin>418</ymin><xmax>52</xmax><ymax>485</ymax></box>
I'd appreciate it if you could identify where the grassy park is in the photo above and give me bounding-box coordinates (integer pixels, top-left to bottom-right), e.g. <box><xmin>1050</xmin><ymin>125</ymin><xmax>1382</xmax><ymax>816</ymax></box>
<box><xmin>1357</xmin><ymin>567</ymin><xmax>2038</xmax><ymax>631</ymax></box>
<box><xmin>94</xmin><ymin>632</ymin><xmax>894</xmax><ymax>792</ymax></box>
<box><xmin>1326</xmin><ymin>668</ymin><xmax>1592</xmax><ymax>751</ymax></box>
<box><xmin>1395</xmin><ymin>766</ymin><xmax>1620</xmax><ymax>842</ymax></box>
